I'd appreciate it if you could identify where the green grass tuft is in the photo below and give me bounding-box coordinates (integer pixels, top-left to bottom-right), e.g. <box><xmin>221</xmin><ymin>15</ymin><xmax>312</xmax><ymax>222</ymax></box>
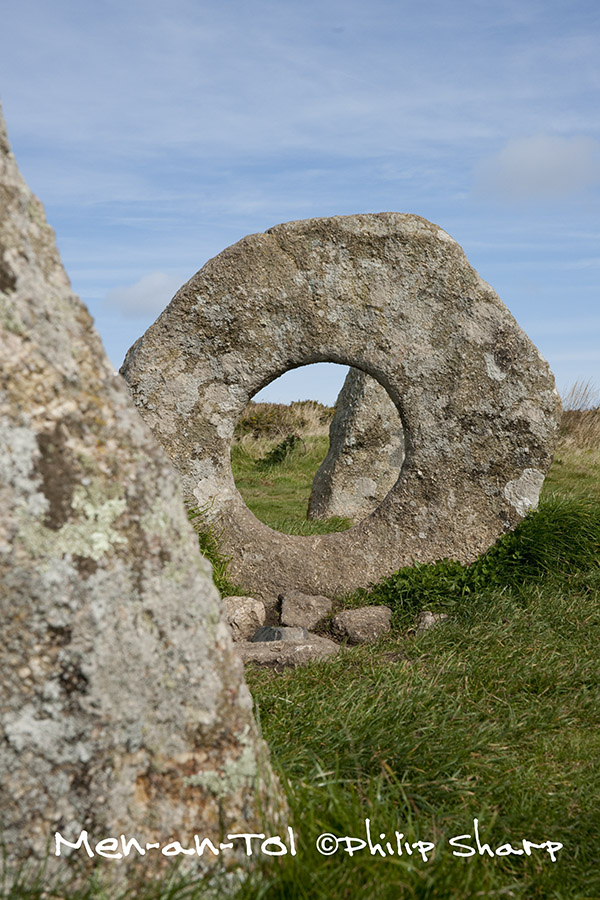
<box><xmin>256</xmin><ymin>434</ymin><xmax>304</xmax><ymax>470</ymax></box>
<box><xmin>187</xmin><ymin>505</ymin><xmax>246</xmax><ymax>597</ymax></box>
<box><xmin>348</xmin><ymin>495</ymin><xmax>600</xmax><ymax>629</ymax></box>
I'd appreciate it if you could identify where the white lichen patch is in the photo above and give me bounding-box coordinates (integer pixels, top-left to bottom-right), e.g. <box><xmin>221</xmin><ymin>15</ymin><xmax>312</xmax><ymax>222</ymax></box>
<box><xmin>504</xmin><ymin>468</ymin><xmax>545</xmax><ymax>517</ymax></box>
<box><xmin>183</xmin><ymin>731</ymin><xmax>258</xmax><ymax>799</ymax></box>
<box><xmin>217</xmin><ymin>418</ymin><xmax>234</xmax><ymax>440</ymax></box>
<box><xmin>484</xmin><ymin>352</ymin><xmax>506</xmax><ymax>381</ymax></box>
<box><xmin>3</xmin><ymin>703</ymin><xmax>74</xmax><ymax>757</ymax></box>
<box><xmin>0</xmin><ymin>421</ymin><xmax>48</xmax><ymax>517</ymax></box>
<box><xmin>172</xmin><ymin>374</ymin><xmax>200</xmax><ymax>416</ymax></box>
<box><xmin>18</xmin><ymin>486</ymin><xmax>127</xmax><ymax>562</ymax></box>
<box><xmin>0</xmin><ymin>294</ymin><xmax>26</xmax><ymax>335</ymax></box>
<box><xmin>139</xmin><ymin>497</ymin><xmax>177</xmax><ymax>540</ymax></box>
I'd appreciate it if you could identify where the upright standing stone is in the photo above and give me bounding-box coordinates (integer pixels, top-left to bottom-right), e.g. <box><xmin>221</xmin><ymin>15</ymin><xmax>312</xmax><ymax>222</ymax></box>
<box><xmin>308</xmin><ymin>367</ymin><xmax>404</xmax><ymax>523</ymax></box>
<box><xmin>0</xmin><ymin>105</ymin><xmax>279</xmax><ymax>871</ymax></box>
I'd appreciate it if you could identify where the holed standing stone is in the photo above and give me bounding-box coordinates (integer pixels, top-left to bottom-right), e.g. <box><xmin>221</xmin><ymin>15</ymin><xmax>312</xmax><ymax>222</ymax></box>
<box><xmin>121</xmin><ymin>214</ymin><xmax>561</xmax><ymax>611</ymax></box>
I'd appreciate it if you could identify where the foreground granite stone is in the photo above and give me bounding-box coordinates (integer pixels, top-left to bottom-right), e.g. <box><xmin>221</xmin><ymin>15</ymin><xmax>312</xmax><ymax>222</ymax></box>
<box><xmin>309</xmin><ymin>367</ymin><xmax>404</xmax><ymax>522</ymax></box>
<box><xmin>0</xmin><ymin>105</ymin><xmax>279</xmax><ymax>871</ymax></box>
<box><xmin>122</xmin><ymin>213</ymin><xmax>561</xmax><ymax>610</ymax></box>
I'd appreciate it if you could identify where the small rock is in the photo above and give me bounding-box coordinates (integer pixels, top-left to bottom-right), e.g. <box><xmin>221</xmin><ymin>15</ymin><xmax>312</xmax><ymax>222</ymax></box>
<box><xmin>331</xmin><ymin>606</ymin><xmax>392</xmax><ymax>644</ymax></box>
<box><xmin>237</xmin><ymin>635</ymin><xmax>342</xmax><ymax>667</ymax></box>
<box><xmin>223</xmin><ymin>596</ymin><xmax>266</xmax><ymax>642</ymax></box>
<box><xmin>279</xmin><ymin>591</ymin><xmax>332</xmax><ymax>629</ymax></box>
<box><xmin>251</xmin><ymin>625</ymin><xmax>309</xmax><ymax>642</ymax></box>
<box><xmin>415</xmin><ymin>610</ymin><xmax>449</xmax><ymax>633</ymax></box>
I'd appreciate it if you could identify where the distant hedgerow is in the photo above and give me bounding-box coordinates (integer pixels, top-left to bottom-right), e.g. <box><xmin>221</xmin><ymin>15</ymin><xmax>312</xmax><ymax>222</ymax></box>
<box><xmin>256</xmin><ymin>434</ymin><xmax>303</xmax><ymax>470</ymax></box>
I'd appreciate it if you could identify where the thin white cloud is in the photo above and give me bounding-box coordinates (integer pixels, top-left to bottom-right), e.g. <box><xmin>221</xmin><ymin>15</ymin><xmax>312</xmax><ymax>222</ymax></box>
<box><xmin>4</xmin><ymin>0</ymin><xmax>599</xmax><ymax>177</ymax></box>
<box><xmin>474</xmin><ymin>135</ymin><xmax>600</xmax><ymax>203</ymax></box>
<box><xmin>549</xmin><ymin>350</ymin><xmax>600</xmax><ymax>362</ymax></box>
<box><xmin>564</xmin><ymin>257</ymin><xmax>600</xmax><ymax>269</ymax></box>
<box><xmin>104</xmin><ymin>272</ymin><xmax>184</xmax><ymax>318</ymax></box>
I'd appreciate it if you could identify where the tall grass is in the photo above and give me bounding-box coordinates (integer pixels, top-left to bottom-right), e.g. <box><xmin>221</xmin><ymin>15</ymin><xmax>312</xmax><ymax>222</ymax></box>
<box><xmin>561</xmin><ymin>379</ymin><xmax>599</xmax><ymax>412</ymax></box>
<box><xmin>559</xmin><ymin>379</ymin><xmax>600</xmax><ymax>451</ymax></box>
<box><xmin>235</xmin><ymin>400</ymin><xmax>333</xmax><ymax>440</ymax></box>
<box><xmin>187</xmin><ymin>505</ymin><xmax>246</xmax><ymax>596</ymax></box>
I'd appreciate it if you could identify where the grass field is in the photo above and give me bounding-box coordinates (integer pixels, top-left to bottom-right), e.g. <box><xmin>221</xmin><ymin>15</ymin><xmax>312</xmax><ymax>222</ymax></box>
<box><xmin>231</xmin><ymin>435</ymin><xmax>353</xmax><ymax>534</ymax></box>
<box><xmin>5</xmin><ymin>397</ymin><xmax>600</xmax><ymax>900</ymax></box>
<box><xmin>221</xmin><ymin>403</ymin><xmax>600</xmax><ymax>900</ymax></box>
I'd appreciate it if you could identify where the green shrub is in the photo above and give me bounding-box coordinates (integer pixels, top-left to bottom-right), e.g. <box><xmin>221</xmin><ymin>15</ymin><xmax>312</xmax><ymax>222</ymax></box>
<box><xmin>350</xmin><ymin>496</ymin><xmax>600</xmax><ymax>627</ymax></box>
<box><xmin>256</xmin><ymin>434</ymin><xmax>303</xmax><ymax>470</ymax></box>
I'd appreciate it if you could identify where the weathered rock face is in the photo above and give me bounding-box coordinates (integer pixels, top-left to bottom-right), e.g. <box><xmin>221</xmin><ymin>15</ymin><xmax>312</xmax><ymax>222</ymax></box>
<box><xmin>121</xmin><ymin>213</ymin><xmax>561</xmax><ymax>610</ymax></box>
<box><xmin>0</xmin><ymin>105</ymin><xmax>278</xmax><ymax>869</ymax></box>
<box><xmin>331</xmin><ymin>606</ymin><xmax>392</xmax><ymax>644</ymax></box>
<box><xmin>308</xmin><ymin>367</ymin><xmax>404</xmax><ymax>522</ymax></box>
<box><xmin>224</xmin><ymin>595</ymin><xmax>266</xmax><ymax>641</ymax></box>
<box><xmin>279</xmin><ymin>591</ymin><xmax>332</xmax><ymax>630</ymax></box>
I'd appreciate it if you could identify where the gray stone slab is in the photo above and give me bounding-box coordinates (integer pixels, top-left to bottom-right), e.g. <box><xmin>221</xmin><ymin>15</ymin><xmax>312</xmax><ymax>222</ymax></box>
<box><xmin>309</xmin><ymin>367</ymin><xmax>404</xmax><ymax>523</ymax></box>
<box><xmin>251</xmin><ymin>625</ymin><xmax>310</xmax><ymax>642</ymax></box>
<box><xmin>331</xmin><ymin>606</ymin><xmax>393</xmax><ymax>644</ymax></box>
<box><xmin>237</xmin><ymin>635</ymin><xmax>342</xmax><ymax>667</ymax></box>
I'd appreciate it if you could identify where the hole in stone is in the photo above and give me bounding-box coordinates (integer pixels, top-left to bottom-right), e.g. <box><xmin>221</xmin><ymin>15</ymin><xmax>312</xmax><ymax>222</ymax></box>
<box><xmin>231</xmin><ymin>363</ymin><xmax>405</xmax><ymax>535</ymax></box>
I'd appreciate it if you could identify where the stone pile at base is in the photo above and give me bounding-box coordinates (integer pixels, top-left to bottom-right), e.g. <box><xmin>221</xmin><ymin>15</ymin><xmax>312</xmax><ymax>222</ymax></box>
<box><xmin>0</xmin><ymin>104</ymin><xmax>279</xmax><ymax>872</ymax></box>
<box><xmin>223</xmin><ymin>588</ymin><xmax>396</xmax><ymax>667</ymax></box>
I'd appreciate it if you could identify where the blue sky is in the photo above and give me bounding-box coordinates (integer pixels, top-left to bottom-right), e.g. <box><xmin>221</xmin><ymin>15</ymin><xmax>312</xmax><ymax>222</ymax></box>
<box><xmin>1</xmin><ymin>0</ymin><xmax>598</xmax><ymax>405</ymax></box>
